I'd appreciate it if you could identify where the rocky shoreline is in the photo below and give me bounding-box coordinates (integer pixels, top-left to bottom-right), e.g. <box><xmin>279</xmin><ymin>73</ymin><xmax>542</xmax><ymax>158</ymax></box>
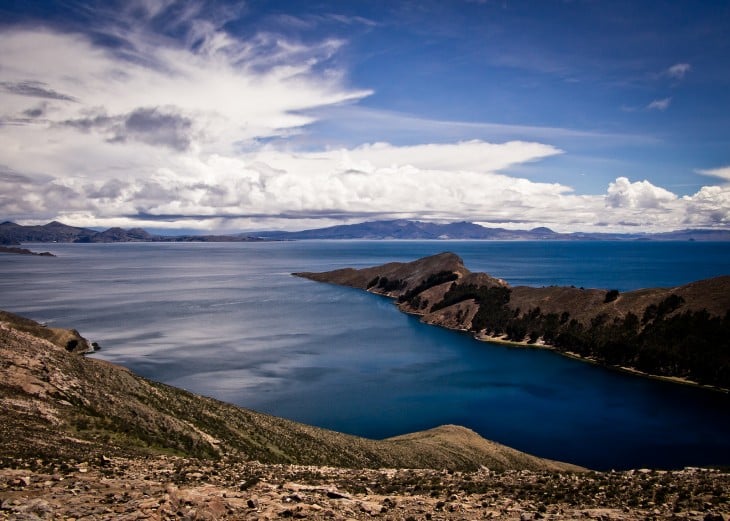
<box><xmin>468</xmin><ymin>331</ymin><xmax>730</xmax><ymax>394</ymax></box>
<box><xmin>0</xmin><ymin>245</ymin><xmax>55</xmax><ymax>257</ymax></box>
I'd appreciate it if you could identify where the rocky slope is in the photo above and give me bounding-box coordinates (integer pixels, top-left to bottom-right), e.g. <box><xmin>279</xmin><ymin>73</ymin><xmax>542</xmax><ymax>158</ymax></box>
<box><xmin>2</xmin><ymin>455</ymin><xmax>728</xmax><ymax>520</ymax></box>
<box><xmin>295</xmin><ymin>252</ymin><xmax>730</xmax><ymax>390</ymax></box>
<box><xmin>0</xmin><ymin>310</ymin><xmax>92</xmax><ymax>354</ymax></box>
<box><xmin>1</xmin><ymin>312</ymin><xmax>728</xmax><ymax>521</ymax></box>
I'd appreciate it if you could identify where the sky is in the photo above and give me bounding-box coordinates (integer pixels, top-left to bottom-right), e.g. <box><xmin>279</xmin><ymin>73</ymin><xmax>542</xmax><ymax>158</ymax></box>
<box><xmin>0</xmin><ymin>0</ymin><xmax>729</xmax><ymax>233</ymax></box>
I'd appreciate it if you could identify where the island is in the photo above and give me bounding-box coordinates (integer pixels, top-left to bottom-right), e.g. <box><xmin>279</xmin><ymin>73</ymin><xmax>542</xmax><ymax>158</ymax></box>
<box><xmin>295</xmin><ymin>252</ymin><xmax>730</xmax><ymax>391</ymax></box>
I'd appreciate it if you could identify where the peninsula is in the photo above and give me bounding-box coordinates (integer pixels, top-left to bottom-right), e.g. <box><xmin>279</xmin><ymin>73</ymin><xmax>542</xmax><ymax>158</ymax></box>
<box><xmin>0</xmin><ymin>245</ymin><xmax>55</xmax><ymax>257</ymax></box>
<box><xmin>295</xmin><ymin>252</ymin><xmax>730</xmax><ymax>391</ymax></box>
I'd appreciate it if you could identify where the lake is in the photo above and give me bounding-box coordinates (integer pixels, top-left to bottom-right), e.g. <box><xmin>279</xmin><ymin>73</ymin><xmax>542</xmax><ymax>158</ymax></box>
<box><xmin>1</xmin><ymin>240</ymin><xmax>729</xmax><ymax>470</ymax></box>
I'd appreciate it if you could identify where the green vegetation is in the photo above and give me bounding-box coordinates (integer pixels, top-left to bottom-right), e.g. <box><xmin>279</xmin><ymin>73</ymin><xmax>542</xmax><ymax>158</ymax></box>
<box><xmin>604</xmin><ymin>289</ymin><xmax>620</xmax><ymax>303</ymax></box>
<box><xmin>375</xmin><ymin>276</ymin><xmax>406</xmax><ymax>292</ymax></box>
<box><xmin>437</xmin><ymin>288</ymin><xmax>730</xmax><ymax>388</ymax></box>
<box><xmin>397</xmin><ymin>270</ymin><xmax>459</xmax><ymax>303</ymax></box>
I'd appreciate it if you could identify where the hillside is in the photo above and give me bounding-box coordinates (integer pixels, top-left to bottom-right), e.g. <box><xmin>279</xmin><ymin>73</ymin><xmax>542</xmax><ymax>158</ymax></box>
<box><xmin>0</xmin><ymin>310</ymin><xmax>579</xmax><ymax>472</ymax></box>
<box><xmin>3</xmin><ymin>312</ymin><xmax>730</xmax><ymax>520</ymax></box>
<box><xmin>295</xmin><ymin>252</ymin><xmax>730</xmax><ymax>390</ymax></box>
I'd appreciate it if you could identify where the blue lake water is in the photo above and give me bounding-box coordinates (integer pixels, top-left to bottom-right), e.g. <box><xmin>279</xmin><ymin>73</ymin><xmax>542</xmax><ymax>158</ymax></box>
<box><xmin>1</xmin><ymin>240</ymin><xmax>729</xmax><ymax>470</ymax></box>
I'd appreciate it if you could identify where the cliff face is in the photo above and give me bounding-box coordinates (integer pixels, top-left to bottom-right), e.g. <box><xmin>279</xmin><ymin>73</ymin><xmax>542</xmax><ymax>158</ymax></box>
<box><xmin>0</xmin><ymin>310</ymin><xmax>581</xmax><ymax>472</ymax></box>
<box><xmin>295</xmin><ymin>253</ymin><xmax>730</xmax><ymax>389</ymax></box>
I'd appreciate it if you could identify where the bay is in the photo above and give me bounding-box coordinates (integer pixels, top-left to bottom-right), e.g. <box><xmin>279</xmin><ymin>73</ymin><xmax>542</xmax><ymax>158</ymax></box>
<box><xmin>1</xmin><ymin>240</ymin><xmax>729</xmax><ymax>470</ymax></box>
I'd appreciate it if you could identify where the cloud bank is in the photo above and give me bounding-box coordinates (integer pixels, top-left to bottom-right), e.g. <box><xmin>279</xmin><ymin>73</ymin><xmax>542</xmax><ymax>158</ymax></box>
<box><xmin>0</xmin><ymin>4</ymin><xmax>728</xmax><ymax>233</ymax></box>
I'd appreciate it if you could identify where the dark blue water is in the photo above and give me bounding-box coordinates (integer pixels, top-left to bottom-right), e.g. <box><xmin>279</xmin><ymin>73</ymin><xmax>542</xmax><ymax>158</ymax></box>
<box><xmin>1</xmin><ymin>241</ymin><xmax>729</xmax><ymax>470</ymax></box>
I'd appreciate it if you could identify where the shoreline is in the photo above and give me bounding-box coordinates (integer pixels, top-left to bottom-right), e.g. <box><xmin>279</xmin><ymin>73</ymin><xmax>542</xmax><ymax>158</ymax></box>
<box><xmin>398</xmin><ymin>302</ymin><xmax>730</xmax><ymax>395</ymax></box>
<box><xmin>474</xmin><ymin>331</ymin><xmax>730</xmax><ymax>395</ymax></box>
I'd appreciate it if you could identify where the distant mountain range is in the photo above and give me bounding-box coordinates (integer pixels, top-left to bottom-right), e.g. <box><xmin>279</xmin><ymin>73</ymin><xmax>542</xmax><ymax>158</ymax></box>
<box><xmin>253</xmin><ymin>219</ymin><xmax>730</xmax><ymax>241</ymax></box>
<box><xmin>2</xmin><ymin>219</ymin><xmax>729</xmax><ymax>245</ymax></box>
<box><xmin>0</xmin><ymin>220</ymin><xmax>264</xmax><ymax>245</ymax></box>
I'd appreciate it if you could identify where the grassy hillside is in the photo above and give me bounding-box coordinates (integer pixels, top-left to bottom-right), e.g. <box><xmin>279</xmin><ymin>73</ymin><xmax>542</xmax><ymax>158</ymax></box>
<box><xmin>0</xmin><ymin>310</ymin><xmax>581</xmax><ymax>472</ymax></box>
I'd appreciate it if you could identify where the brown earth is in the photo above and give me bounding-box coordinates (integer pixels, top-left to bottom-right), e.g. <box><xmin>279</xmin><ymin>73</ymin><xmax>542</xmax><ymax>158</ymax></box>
<box><xmin>2</xmin><ymin>455</ymin><xmax>728</xmax><ymax>520</ymax></box>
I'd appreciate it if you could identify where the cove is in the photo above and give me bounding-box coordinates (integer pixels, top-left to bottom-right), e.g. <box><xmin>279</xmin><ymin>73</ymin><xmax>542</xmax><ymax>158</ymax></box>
<box><xmin>1</xmin><ymin>240</ymin><xmax>728</xmax><ymax>470</ymax></box>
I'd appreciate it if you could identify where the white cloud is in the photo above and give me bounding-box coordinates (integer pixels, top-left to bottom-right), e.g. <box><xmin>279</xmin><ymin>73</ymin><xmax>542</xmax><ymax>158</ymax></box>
<box><xmin>606</xmin><ymin>177</ymin><xmax>677</xmax><ymax>209</ymax></box>
<box><xmin>5</xmin><ymin>131</ymin><xmax>729</xmax><ymax>232</ymax></box>
<box><xmin>666</xmin><ymin>63</ymin><xmax>691</xmax><ymax>79</ymax></box>
<box><xmin>682</xmin><ymin>186</ymin><xmax>730</xmax><ymax>227</ymax></box>
<box><xmin>695</xmin><ymin>166</ymin><xmax>730</xmax><ymax>182</ymax></box>
<box><xmin>0</xmin><ymin>11</ymin><xmax>728</xmax><ymax>234</ymax></box>
<box><xmin>0</xmin><ymin>27</ymin><xmax>368</xmax><ymax>155</ymax></box>
<box><xmin>268</xmin><ymin>140</ymin><xmax>563</xmax><ymax>174</ymax></box>
<box><xmin>646</xmin><ymin>97</ymin><xmax>671</xmax><ymax>111</ymax></box>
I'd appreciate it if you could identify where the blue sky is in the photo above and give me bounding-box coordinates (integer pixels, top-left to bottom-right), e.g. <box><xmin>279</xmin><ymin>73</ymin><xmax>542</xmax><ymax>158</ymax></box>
<box><xmin>0</xmin><ymin>0</ymin><xmax>729</xmax><ymax>232</ymax></box>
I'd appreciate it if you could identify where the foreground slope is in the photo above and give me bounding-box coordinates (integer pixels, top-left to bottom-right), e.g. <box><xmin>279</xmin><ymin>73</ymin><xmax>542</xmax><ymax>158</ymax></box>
<box><xmin>295</xmin><ymin>252</ymin><xmax>730</xmax><ymax>389</ymax></box>
<box><xmin>0</xmin><ymin>310</ymin><xmax>579</xmax><ymax>472</ymax></box>
<box><xmin>3</xmin><ymin>313</ymin><xmax>730</xmax><ymax>520</ymax></box>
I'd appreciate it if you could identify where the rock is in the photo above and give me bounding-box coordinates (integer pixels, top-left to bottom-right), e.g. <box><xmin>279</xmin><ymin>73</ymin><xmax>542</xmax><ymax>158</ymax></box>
<box><xmin>704</xmin><ymin>514</ymin><xmax>724</xmax><ymax>521</ymax></box>
<box><xmin>8</xmin><ymin>476</ymin><xmax>30</xmax><ymax>487</ymax></box>
<box><xmin>247</xmin><ymin>498</ymin><xmax>258</xmax><ymax>509</ymax></box>
<box><xmin>17</xmin><ymin>498</ymin><xmax>52</xmax><ymax>517</ymax></box>
<box><xmin>358</xmin><ymin>501</ymin><xmax>381</xmax><ymax>515</ymax></box>
<box><xmin>325</xmin><ymin>490</ymin><xmax>350</xmax><ymax>500</ymax></box>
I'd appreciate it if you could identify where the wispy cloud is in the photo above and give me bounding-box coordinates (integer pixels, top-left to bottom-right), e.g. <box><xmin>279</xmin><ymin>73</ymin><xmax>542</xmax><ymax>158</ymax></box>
<box><xmin>646</xmin><ymin>97</ymin><xmax>671</xmax><ymax>111</ymax></box>
<box><xmin>301</xmin><ymin>105</ymin><xmax>660</xmax><ymax>148</ymax></box>
<box><xmin>0</xmin><ymin>80</ymin><xmax>78</xmax><ymax>101</ymax></box>
<box><xmin>696</xmin><ymin>166</ymin><xmax>730</xmax><ymax>182</ymax></box>
<box><xmin>324</xmin><ymin>13</ymin><xmax>377</xmax><ymax>27</ymax></box>
<box><xmin>665</xmin><ymin>62</ymin><xmax>691</xmax><ymax>79</ymax></box>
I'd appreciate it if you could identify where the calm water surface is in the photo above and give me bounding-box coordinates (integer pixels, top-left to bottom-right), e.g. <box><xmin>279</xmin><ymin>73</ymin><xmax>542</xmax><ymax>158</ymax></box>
<box><xmin>1</xmin><ymin>241</ymin><xmax>729</xmax><ymax>470</ymax></box>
